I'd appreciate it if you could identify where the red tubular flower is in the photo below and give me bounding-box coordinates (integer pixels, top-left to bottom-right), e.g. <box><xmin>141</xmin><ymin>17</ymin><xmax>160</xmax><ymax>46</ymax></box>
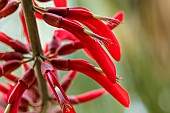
<box><xmin>0</xmin><ymin>60</ymin><xmax>21</xmax><ymax>77</ymax></box>
<box><xmin>45</xmin><ymin>7</ymin><xmax>121</xmax><ymax>61</ymax></box>
<box><xmin>0</xmin><ymin>52</ymin><xmax>23</xmax><ymax>61</ymax></box>
<box><xmin>42</xmin><ymin>13</ymin><xmax>117</xmax><ymax>83</ymax></box>
<box><xmin>0</xmin><ymin>32</ymin><xmax>29</xmax><ymax>53</ymax></box>
<box><xmin>41</xmin><ymin>62</ymin><xmax>76</xmax><ymax>113</ymax></box>
<box><xmin>69</xmin><ymin>88</ymin><xmax>106</xmax><ymax>104</ymax></box>
<box><xmin>54</xmin><ymin>0</ymin><xmax>67</xmax><ymax>7</ymax></box>
<box><xmin>57</xmin><ymin>40</ymin><xmax>84</xmax><ymax>55</ymax></box>
<box><xmin>19</xmin><ymin>9</ymin><xmax>30</xmax><ymax>44</ymax></box>
<box><xmin>0</xmin><ymin>0</ymin><xmax>8</xmax><ymax>11</ymax></box>
<box><xmin>106</xmin><ymin>11</ymin><xmax>124</xmax><ymax>29</ymax></box>
<box><xmin>0</xmin><ymin>0</ymin><xmax>20</xmax><ymax>18</ymax></box>
<box><xmin>5</xmin><ymin>68</ymin><xmax>36</xmax><ymax>113</ymax></box>
<box><xmin>61</xmin><ymin>71</ymin><xmax>77</xmax><ymax>92</ymax></box>
<box><xmin>51</xmin><ymin>58</ymin><xmax>130</xmax><ymax>107</ymax></box>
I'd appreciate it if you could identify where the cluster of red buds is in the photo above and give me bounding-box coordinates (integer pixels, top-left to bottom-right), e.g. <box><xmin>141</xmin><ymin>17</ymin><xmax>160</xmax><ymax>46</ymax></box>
<box><xmin>0</xmin><ymin>0</ymin><xmax>130</xmax><ymax>112</ymax></box>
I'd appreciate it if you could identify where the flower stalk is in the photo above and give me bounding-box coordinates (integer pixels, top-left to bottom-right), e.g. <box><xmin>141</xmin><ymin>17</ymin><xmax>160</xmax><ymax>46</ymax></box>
<box><xmin>21</xmin><ymin>0</ymin><xmax>48</xmax><ymax>112</ymax></box>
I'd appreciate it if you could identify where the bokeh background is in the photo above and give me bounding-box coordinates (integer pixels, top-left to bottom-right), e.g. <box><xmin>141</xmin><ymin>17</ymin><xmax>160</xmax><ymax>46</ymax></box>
<box><xmin>0</xmin><ymin>0</ymin><xmax>170</xmax><ymax>113</ymax></box>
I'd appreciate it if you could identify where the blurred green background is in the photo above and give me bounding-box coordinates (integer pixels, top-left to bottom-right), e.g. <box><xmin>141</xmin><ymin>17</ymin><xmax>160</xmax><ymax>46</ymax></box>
<box><xmin>1</xmin><ymin>0</ymin><xmax>170</xmax><ymax>113</ymax></box>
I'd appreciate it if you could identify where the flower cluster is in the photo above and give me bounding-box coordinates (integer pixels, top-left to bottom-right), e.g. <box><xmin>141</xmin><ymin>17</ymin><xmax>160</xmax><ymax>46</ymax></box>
<box><xmin>0</xmin><ymin>0</ymin><xmax>130</xmax><ymax>112</ymax></box>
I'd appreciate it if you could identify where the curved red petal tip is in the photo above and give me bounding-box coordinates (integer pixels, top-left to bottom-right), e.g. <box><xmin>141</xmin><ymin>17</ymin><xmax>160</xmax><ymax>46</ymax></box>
<box><xmin>107</xmin><ymin>11</ymin><xmax>124</xmax><ymax>30</ymax></box>
<box><xmin>75</xmin><ymin>88</ymin><xmax>106</xmax><ymax>103</ymax></box>
<box><xmin>115</xmin><ymin>83</ymin><xmax>130</xmax><ymax>107</ymax></box>
<box><xmin>54</xmin><ymin>0</ymin><xmax>67</xmax><ymax>7</ymax></box>
<box><xmin>114</xmin><ymin>11</ymin><xmax>124</xmax><ymax>22</ymax></box>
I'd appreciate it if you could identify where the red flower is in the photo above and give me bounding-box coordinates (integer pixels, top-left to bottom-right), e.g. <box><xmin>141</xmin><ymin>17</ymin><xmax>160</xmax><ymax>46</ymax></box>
<box><xmin>41</xmin><ymin>62</ymin><xmax>76</xmax><ymax>113</ymax></box>
<box><xmin>4</xmin><ymin>68</ymin><xmax>36</xmax><ymax>113</ymax></box>
<box><xmin>0</xmin><ymin>32</ymin><xmax>29</xmax><ymax>53</ymax></box>
<box><xmin>51</xmin><ymin>58</ymin><xmax>130</xmax><ymax>107</ymax></box>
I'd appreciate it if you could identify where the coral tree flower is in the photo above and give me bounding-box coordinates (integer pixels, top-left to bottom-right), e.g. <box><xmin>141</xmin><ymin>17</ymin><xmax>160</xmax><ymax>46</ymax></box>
<box><xmin>4</xmin><ymin>68</ymin><xmax>36</xmax><ymax>113</ymax></box>
<box><xmin>51</xmin><ymin>58</ymin><xmax>130</xmax><ymax>107</ymax></box>
<box><xmin>41</xmin><ymin>62</ymin><xmax>76</xmax><ymax>113</ymax></box>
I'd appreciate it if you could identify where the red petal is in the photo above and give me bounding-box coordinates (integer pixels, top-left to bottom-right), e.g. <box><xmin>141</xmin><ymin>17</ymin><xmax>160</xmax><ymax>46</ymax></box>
<box><xmin>0</xmin><ymin>32</ymin><xmax>29</xmax><ymax>53</ymax></box>
<box><xmin>0</xmin><ymin>84</ymin><xmax>9</xmax><ymax>94</ymax></box>
<box><xmin>61</xmin><ymin>71</ymin><xmax>77</xmax><ymax>91</ymax></box>
<box><xmin>19</xmin><ymin>9</ymin><xmax>30</xmax><ymax>43</ymax></box>
<box><xmin>0</xmin><ymin>52</ymin><xmax>23</xmax><ymax>61</ymax></box>
<box><xmin>48</xmin><ymin>36</ymin><xmax>60</xmax><ymax>54</ymax></box>
<box><xmin>54</xmin><ymin>0</ymin><xmax>67</xmax><ymax>7</ymax></box>
<box><xmin>69</xmin><ymin>88</ymin><xmax>106</xmax><ymax>104</ymax></box>
<box><xmin>0</xmin><ymin>60</ymin><xmax>21</xmax><ymax>77</ymax></box>
<box><xmin>57</xmin><ymin>40</ymin><xmax>84</xmax><ymax>55</ymax></box>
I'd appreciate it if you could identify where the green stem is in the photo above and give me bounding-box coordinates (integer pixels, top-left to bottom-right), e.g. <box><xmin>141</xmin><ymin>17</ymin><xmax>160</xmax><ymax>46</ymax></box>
<box><xmin>21</xmin><ymin>0</ymin><xmax>48</xmax><ymax>113</ymax></box>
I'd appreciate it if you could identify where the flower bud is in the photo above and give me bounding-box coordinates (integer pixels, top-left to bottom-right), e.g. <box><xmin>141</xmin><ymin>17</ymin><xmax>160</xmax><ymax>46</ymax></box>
<box><xmin>0</xmin><ymin>52</ymin><xmax>23</xmax><ymax>61</ymax></box>
<box><xmin>0</xmin><ymin>0</ymin><xmax>20</xmax><ymax>18</ymax></box>
<box><xmin>0</xmin><ymin>32</ymin><xmax>30</xmax><ymax>53</ymax></box>
<box><xmin>0</xmin><ymin>60</ymin><xmax>21</xmax><ymax>77</ymax></box>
